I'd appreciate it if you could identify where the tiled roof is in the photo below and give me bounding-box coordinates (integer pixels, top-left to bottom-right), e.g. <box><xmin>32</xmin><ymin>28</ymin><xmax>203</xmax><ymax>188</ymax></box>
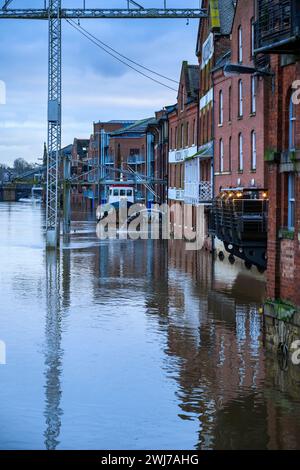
<box><xmin>186</xmin><ymin>64</ymin><xmax>200</xmax><ymax>100</ymax></box>
<box><xmin>109</xmin><ymin>117</ymin><xmax>156</xmax><ymax>136</ymax></box>
<box><xmin>218</xmin><ymin>0</ymin><xmax>236</xmax><ymax>35</ymax></box>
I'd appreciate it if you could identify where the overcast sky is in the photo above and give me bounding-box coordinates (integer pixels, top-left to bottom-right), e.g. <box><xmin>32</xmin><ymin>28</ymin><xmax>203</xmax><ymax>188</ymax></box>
<box><xmin>0</xmin><ymin>0</ymin><xmax>200</xmax><ymax>165</ymax></box>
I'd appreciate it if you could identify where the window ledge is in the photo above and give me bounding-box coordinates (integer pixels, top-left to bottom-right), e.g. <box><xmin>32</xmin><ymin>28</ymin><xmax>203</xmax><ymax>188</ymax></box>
<box><xmin>237</xmin><ymin>115</ymin><xmax>243</xmax><ymax>120</ymax></box>
<box><xmin>249</xmin><ymin>112</ymin><xmax>256</xmax><ymax>117</ymax></box>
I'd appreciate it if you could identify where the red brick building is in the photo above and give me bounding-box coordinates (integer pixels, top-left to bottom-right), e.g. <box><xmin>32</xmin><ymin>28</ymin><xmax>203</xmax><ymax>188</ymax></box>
<box><xmin>146</xmin><ymin>108</ymin><xmax>169</xmax><ymax>204</ymax></box>
<box><xmin>167</xmin><ymin>61</ymin><xmax>199</xmax><ymax>236</ymax></box>
<box><xmin>108</xmin><ymin>118</ymin><xmax>155</xmax><ymax>203</ymax></box>
<box><xmin>213</xmin><ymin>0</ymin><xmax>266</xmax><ymax>193</ymax></box>
<box><xmin>253</xmin><ymin>0</ymin><xmax>300</xmax><ymax>307</ymax></box>
<box><xmin>196</xmin><ymin>0</ymin><xmax>235</xmax><ymax>246</ymax></box>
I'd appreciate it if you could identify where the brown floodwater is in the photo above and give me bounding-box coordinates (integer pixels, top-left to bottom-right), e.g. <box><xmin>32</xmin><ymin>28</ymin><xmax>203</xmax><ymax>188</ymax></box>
<box><xmin>0</xmin><ymin>202</ymin><xmax>299</xmax><ymax>450</ymax></box>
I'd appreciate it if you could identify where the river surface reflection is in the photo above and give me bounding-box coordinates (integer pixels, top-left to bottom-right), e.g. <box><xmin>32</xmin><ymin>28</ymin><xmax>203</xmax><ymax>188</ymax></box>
<box><xmin>0</xmin><ymin>203</ymin><xmax>300</xmax><ymax>450</ymax></box>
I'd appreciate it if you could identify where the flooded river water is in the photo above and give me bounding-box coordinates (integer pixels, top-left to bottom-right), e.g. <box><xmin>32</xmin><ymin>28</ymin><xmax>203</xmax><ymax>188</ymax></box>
<box><xmin>0</xmin><ymin>202</ymin><xmax>300</xmax><ymax>450</ymax></box>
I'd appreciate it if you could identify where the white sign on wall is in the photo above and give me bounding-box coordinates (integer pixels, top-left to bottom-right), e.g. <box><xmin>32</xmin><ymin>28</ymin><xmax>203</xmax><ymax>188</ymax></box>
<box><xmin>201</xmin><ymin>33</ymin><xmax>214</xmax><ymax>69</ymax></box>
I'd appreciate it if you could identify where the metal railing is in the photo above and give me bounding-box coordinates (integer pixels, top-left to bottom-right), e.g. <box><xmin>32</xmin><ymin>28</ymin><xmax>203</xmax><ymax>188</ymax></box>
<box><xmin>254</xmin><ymin>0</ymin><xmax>298</xmax><ymax>51</ymax></box>
<box><xmin>211</xmin><ymin>198</ymin><xmax>268</xmax><ymax>242</ymax></box>
<box><xmin>127</xmin><ymin>155</ymin><xmax>145</xmax><ymax>164</ymax></box>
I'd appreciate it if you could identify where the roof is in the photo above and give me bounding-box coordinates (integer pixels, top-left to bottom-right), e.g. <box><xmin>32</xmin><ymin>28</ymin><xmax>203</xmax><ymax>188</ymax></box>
<box><xmin>186</xmin><ymin>64</ymin><xmax>200</xmax><ymax>100</ymax></box>
<box><xmin>180</xmin><ymin>62</ymin><xmax>200</xmax><ymax>103</ymax></box>
<box><xmin>212</xmin><ymin>50</ymin><xmax>231</xmax><ymax>72</ymax></box>
<box><xmin>109</xmin><ymin>117</ymin><xmax>156</xmax><ymax>136</ymax></box>
<box><xmin>218</xmin><ymin>0</ymin><xmax>236</xmax><ymax>35</ymax></box>
<box><xmin>196</xmin><ymin>0</ymin><xmax>236</xmax><ymax>54</ymax></box>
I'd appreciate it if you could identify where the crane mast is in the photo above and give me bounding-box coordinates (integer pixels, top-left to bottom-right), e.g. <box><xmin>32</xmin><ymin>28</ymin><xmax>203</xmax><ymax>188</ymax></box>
<box><xmin>0</xmin><ymin>2</ymin><xmax>207</xmax><ymax>248</ymax></box>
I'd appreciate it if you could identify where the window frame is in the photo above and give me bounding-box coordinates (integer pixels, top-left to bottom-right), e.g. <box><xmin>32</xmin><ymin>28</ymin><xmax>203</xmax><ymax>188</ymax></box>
<box><xmin>238</xmin><ymin>80</ymin><xmax>243</xmax><ymax>117</ymax></box>
<box><xmin>288</xmin><ymin>173</ymin><xmax>295</xmax><ymax>230</ymax></box>
<box><xmin>219</xmin><ymin>138</ymin><xmax>224</xmax><ymax>173</ymax></box>
<box><xmin>251</xmin><ymin>130</ymin><xmax>257</xmax><ymax>171</ymax></box>
<box><xmin>238</xmin><ymin>26</ymin><xmax>243</xmax><ymax>63</ymax></box>
<box><xmin>219</xmin><ymin>90</ymin><xmax>224</xmax><ymax>125</ymax></box>
<box><xmin>289</xmin><ymin>95</ymin><xmax>296</xmax><ymax>151</ymax></box>
<box><xmin>238</xmin><ymin>133</ymin><xmax>243</xmax><ymax>171</ymax></box>
<box><xmin>251</xmin><ymin>76</ymin><xmax>256</xmax><ymax>114</ymax></box>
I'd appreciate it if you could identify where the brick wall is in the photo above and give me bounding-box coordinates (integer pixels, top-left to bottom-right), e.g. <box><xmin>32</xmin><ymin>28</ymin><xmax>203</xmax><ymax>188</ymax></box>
<box><xmin>266</xmin><ymin>56</ymin><xmax>300</xmax><ymax>305</ymax></box>
<box><xmin>213</xmin><ymin>0</ymin><xmax>266</xmax><ymax>194</ymax></box>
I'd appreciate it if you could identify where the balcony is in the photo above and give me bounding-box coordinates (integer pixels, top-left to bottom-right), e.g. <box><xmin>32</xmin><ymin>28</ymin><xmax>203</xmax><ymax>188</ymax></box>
<box><xmin>104</xmin><ymin>157</ymin><xmax>114</xmax><ymax>165</ymax></box>
<box><xmin>254</xmin><ymin>0</ymin><xmax>300</xmax><ymax>54</ymax></box>
<box><xmin>127</xmin><ymin>155</ymin><xmax>145</xmax><ymax>165</ymax></box>
<box><xmin>184</xmin><ymin>181</ymin><xmax>213</xmax><ymax>205</ymax></box>
<box><xmin>210</xmin><ymin>189</ymin><xmax>269</xmax><ymax>270</ymax></box>
<box><xmin>168</xmin><ymin>187</ymin><xmax>184</xmax><ymax>202</ymax></box>
<box><xmin>168</xmin><ymin>145</ymin><xmax>197</xmax><ymax>163</ymax></box>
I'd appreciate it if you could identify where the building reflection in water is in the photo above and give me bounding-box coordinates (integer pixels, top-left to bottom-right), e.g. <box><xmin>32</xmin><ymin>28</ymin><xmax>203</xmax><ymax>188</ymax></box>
<box><xmin>44</xmin><ymin>250</ymin><xmax>70</xmax><ymax>450</ymax></box>
<box><xmin>94</xmin><ymin>237</ymin><xmax>300</xmax><ymax>449</ymax></box>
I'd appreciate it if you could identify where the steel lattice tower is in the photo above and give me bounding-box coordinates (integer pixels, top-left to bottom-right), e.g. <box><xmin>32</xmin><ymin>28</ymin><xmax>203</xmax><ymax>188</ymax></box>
<box><xmin>46</xmin><ymin>0</ymin><xmax>61</xmax><ymax>247</ymax></box>
<box><xmin>0</xmin><ymin>1</ymin><xmax>207</xmax><ymax>248</ymax></box>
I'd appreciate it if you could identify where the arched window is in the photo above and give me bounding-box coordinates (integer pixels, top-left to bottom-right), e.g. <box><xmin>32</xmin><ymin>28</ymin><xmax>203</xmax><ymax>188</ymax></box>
<box><xmin>251</xmin><ymin>131</ymin><xmax>257</xmax><ymax>170</ymax></box>
<box><xmin>228</xmin><ymin>86</ymin><xmax>232</xmax><ymax>122</ymax></box>
<box><xmin>193</xmin><ymin>118</ymin><xmax>196</xmax><ymax>145</ymax></box>
<box><xmin>238</xmin><ymin>80</ymin><xmax>243</xmax><ymax>117</ymax></box>
<box><xmin>239</xmin><ymin>133</ymin><xmax>243</xmax><ymax>171</ymax></box>
<box><xmin>181</xmin><ymin>85</ymin><xmax>185</xmax><ymax>111</ymax></box>
<box><xmin>251</xmin><ymin>76</ymin><xmax>256</xmax><ymax>114</ymax></box>
<box><xmin>288</xmin><ymin>173</ymin><xmax>295</xmax><ymax>230</ymax></box>
<box><xmin>186</xmin><ymin>121</ymin><xmax>189</xmax><ymax>147</ymax></box>
<box><xmin>238</xmin><ymin>26</ymin><xmax>243</xmax><ymax>63</ymax></box>
<box><xmin>219</xmin><ymin>139</ymin><xmax>224</xmax><ymax>173</ymax></box>
<box><xmin>289</xmin><ymin>94</ymin><xmax>296</xmax><ymax>150</ymax></box>
<box><xmin>229</xmin><ymin>136</ymin><xmax>232</xmax><ymax>172</ymax></box>
<box><xmin>219</xmin><ymin>90</ymin><xmax>223</xmax><ymax>125</ymax></box>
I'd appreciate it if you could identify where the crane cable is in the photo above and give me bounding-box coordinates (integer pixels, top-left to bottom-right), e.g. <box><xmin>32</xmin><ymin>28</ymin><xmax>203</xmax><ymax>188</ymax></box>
<box><xmin>66</xmin><ymin>19</ymin><xmax>178</xmax><ymax>93</ymax></box>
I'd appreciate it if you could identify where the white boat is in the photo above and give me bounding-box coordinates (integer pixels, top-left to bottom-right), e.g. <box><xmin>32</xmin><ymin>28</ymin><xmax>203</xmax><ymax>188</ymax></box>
<box><xmin>19</xmin><ymin>187</ymin><xmax>43</xmax><ymax>204</ymax></box>
<box><xmin>96</xmin><ymin>185</ymin><xmax>135</xmax><ymax>221</ymax></box>
<box><xmin>19</xmin><ymin>196</ymin><xmax>42</xmax><ymax>204</ymax></box>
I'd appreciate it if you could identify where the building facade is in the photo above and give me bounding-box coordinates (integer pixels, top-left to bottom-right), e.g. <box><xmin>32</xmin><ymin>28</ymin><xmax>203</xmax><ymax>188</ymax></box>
<box><xmin>146</xmin><ymin>108</ymin><xmax>169</xmax><ymax>204</ymax></box>
<box><xmin>213</xmin><ymin>0</ymin><xmax>266</xmax><ymax>193</ymax></box>
<box><xmin>253</xmin><ymin>0</ymin><xmax>300</xmax><ymax>307</ymax></box>
<box><xmin>108</xmin><ymin>118</ymin><xmax>155</xmax><ymax>203</ymax></box>
<box><xmin>196</xmin><ymin>0</ymin><xmax>235</xmax><ymax>247</ymax></box>
<box><xmin>167</xmin><ymin>61</ymin><xmax>199</xmax><ymax>238</ymax></box>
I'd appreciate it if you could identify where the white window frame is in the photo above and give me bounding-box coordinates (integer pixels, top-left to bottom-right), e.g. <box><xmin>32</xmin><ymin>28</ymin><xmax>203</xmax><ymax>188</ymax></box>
<box><xmin>251</xmin><ymin>131</ymin><xmax>257</xmax><ymax>170</ymax></box>
<box><xmin>288</xmin><ymin>173</ymin><xmax>295</xmax><ymax>230</ymax></box>
<box><xmin>220</xmin><ymin>139</ymin><xmax>224</xmax><ymax>173</ymax></box>
<box><xmin>251</xmin><ymin>76</ymin><xmax>256</xmax><ymax>114</ymax></box>
<box><xmin>181</xmin><ymin>85</ymin><xmax>185</xmax><ymax>112</ymax></box>
<box><xmin>181</xmin><ymin>123</ymin><xmax>184</xmax><ymax>149</ymax></box>
<box><xmin>238</xmin><ymin>26</ymin><xmax>243</xmax><ymax>63</ymax></box>
<box><xmin>239</xmin><ymin>133</ymin><xmax>243</xmax><ymax>171</ymax></box>
<box><xmin>219</xmin><ymin>90</ymin><xmax>224</xmax><ymax>125</ymax></box>
<box><xmin>238</xmin><ymin>80</ymin><xmax>243</xmax><ymax>117</ymax></box>
<box><xmin>289</xmin><ymin>95</ymin><xmax>296</xmax><ymax>151</ymax></box>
